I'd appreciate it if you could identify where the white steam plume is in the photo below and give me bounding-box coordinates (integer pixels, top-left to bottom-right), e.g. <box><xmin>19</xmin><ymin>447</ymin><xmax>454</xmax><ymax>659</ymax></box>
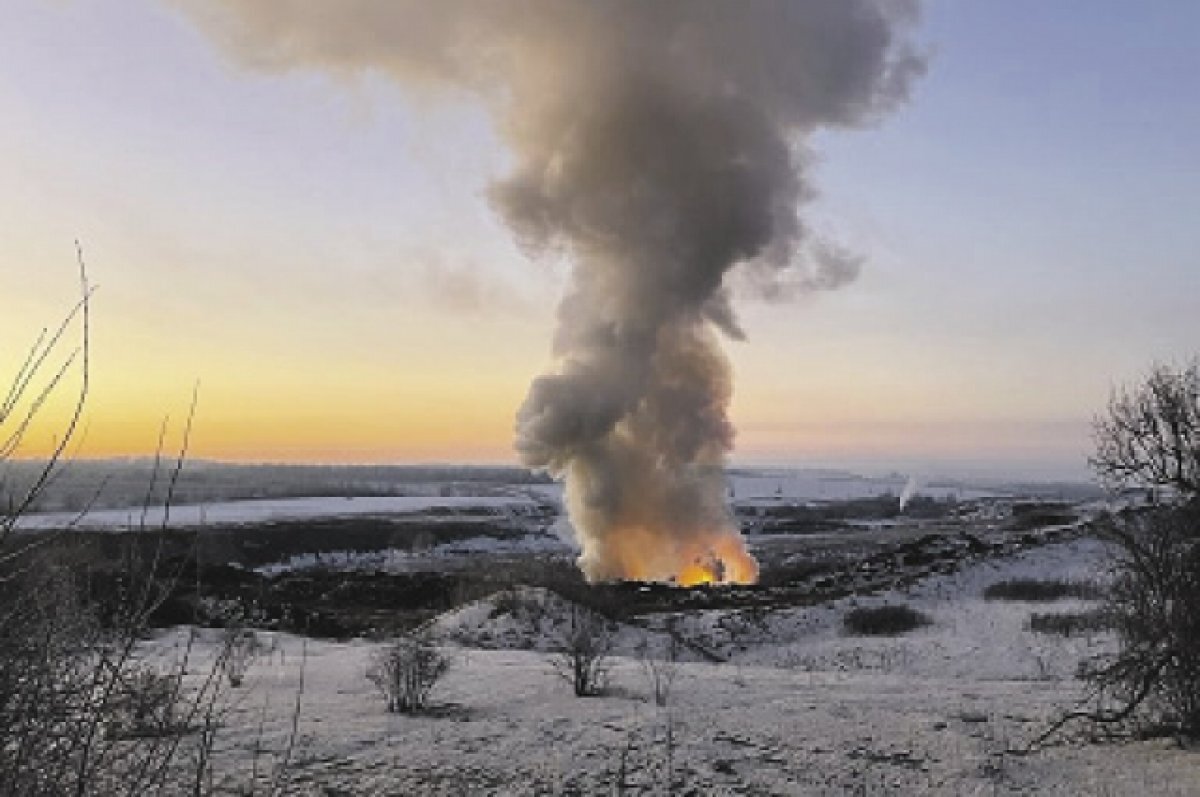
<box><xmin>899</xmin><ymin>475</ymin><xmax>920</xmax><ymax>513</ymax></box>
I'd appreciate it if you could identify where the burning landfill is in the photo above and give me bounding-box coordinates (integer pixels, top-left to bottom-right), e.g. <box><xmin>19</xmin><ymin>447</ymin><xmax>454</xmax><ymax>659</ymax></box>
<box><xmin>179</xmin><ymin>0</ymin><xmax>925</xmax><ymax>584</ymax></box>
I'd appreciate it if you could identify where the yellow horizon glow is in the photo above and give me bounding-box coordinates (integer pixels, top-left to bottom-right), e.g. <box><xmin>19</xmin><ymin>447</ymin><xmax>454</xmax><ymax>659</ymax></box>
<box><xmin>4</xmin><ymin>274</ymin><xmax>1091</xmax><ymax>470</ymax></box>
<box><xmin>10</xmin><ymin>386</ymin><xmax>1088</xmax><ymax>468</ymax></box>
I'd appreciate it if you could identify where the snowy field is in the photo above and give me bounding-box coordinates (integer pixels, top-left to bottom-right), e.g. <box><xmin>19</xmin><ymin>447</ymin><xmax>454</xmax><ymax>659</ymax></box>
<box><xmin>15</xmin><ymin>466</ymin><xmax>1100</xmax><ymax>535</ymax></box>
<box><xmin>728</xmin><ymin>470</ymin><xmax>999</xmax><ymax>504</ymax></box>
<box><xmin>141</xmin><ymin>536</ymin><xmax>1200</xmax><ymax>795</ymax></box>
<box><xmin>13</xmin><ymin>494</ymin><xmax>541</xmax><ymax>532</ymax></box>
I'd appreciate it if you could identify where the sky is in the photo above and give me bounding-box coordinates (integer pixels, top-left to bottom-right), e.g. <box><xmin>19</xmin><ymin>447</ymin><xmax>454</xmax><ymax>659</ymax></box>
<box><xmin>2</xmin><ymin>1</ymin><xmax>1198</xmax><ymax>480</ymax></box>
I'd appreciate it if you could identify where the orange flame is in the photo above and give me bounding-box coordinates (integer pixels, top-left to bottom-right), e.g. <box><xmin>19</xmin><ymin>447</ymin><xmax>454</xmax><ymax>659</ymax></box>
<box><xmin>681</xmin><ymin>535</ymin><xmax>759</xmax><ymax>586</ymax></box>
<box><xmin>589</xmin><ymin>526</ymin><xmax>758</xmax><ymax>586</ymax></box>
<box><xmin>676</xmin><ymin>559</ymin><xmax>721</xmax><ymax>587</ymax></box>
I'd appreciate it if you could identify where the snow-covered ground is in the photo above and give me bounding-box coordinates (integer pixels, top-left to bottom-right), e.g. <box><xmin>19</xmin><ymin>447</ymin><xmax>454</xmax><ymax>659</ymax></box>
<box><xmin>18</xmin><ymin>467</ymin><xmax>1100</xmax><ymax>534</ymax></box>
<box><xmin>536</xmin><ymin>470</ymin><xmax>1008</xmax><ymax>509</ymax></box>
<box><xmin>14</xmin><ymin>494</ymin><xmax>541</xmax><ymax>532</ymax></box>
<box><xmin>722</xmin><ymin>538</ymin><xmax>1114</xmax><ymax>681</ymax></box>
<box><xmin>728</xmin><ymin>470</ymin><xmax>1002</xmax><ymax>504</ymax></box>
<box><xmin>141</xmin><ymin>536</ymin><xmax>1199</xmax><ymax>795</ymax></box>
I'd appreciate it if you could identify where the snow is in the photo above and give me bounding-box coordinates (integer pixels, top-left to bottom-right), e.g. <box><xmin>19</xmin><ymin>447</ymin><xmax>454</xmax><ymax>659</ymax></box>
<box><xmin>725</xmin><ymin>537</ymin><xmax>1114</xmax><ymax>682</ymax></box>
<box><xmin>728</xmin><ymin>470</ymin><xmax>1000</xmax><ymax>504</ymax></box>
<box><xmin>14</xmin><ymin>494</ymin><xmax>541</xmax><ymax>532</ymax></box>
<box><xmin>15</xmin><ymin>467</ymin><xmax>1095</xmax><ymax>534</ymax></box>
<box><xmin>140</xmin><ymin>535</ymin><xmax>1200</xmax><ymax>794</ymax></box>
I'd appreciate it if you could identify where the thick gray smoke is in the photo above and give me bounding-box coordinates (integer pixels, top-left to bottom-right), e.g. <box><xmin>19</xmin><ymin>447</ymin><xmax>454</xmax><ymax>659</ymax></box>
<box><xmin>176</xmin><ymin>0</ymin><xmax>925</xmax><ymax>583</ymax></box>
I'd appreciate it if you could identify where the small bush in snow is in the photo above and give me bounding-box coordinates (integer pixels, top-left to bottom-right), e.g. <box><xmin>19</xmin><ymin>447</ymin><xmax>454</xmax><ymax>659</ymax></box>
<box><xmin>1028</xmin><ymin>609</ymin><xmax>1113</xmax><ymax>637</ymax></box>
<box><xmin>108</xmin><ymin>665</ymin><xmax>185</xmax><ymax>739</ymax></box>
<box><xmin>367</xmin><ymin>634</ymin><xmax>451</xmax><ymax>714</ymax></box>
<box><xmin>984</xmin><ymin>578</ymin><xmax>1102</xmax><ymax>602</ymax></box>
<box><xmin>211</xmin><ymin>602</ymin><xmax>268</xmax><ymax>688</ymax></box>
<box><xmin>220</xmin><ymin>627</ymin><xmax>263</xmax><ymax>688</ymax></box>
<box><xmin>842</xmin><ymin>604</ymin><xmax>931</xmax><ymax>636</ymax></box>
<box><xmin>490</xmin><ymin>587</ymin><xmax>525</xmax><ymax>619</ymax></box>
<box><xmin>489</xmin><ymin>586</ymin><xmax>549</xmax><ymax>627</ymax></box>
<box><xmin>636</xmin><ymin>631</ymin><xmax>681</xmax><ymax>707</ymax></box>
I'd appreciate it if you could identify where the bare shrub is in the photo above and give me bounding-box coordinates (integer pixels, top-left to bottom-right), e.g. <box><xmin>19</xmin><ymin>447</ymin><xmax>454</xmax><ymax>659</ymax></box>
<box><xmin>220</xmin><ymin>628</ymin><xmax>263</xmax><ymax>689</ymax></box>
<box><xmin>636</xmin><ymin>631</ymin><xmax>681</xmax><ymax>708</ymax></box>
<box><xmin>489</xmin><ymin>585</ymin><xmax>549</xmax><ymax>627</ymax></box>
<box><xmin>0</xmin><ymin>561</ymin><xmax>102</xmax><ymax>790</ymax></box>
<box><xmin>550</xmin><ymin>603</ymin><xmax>614</xmax><ymax>697</ymax></box>
<box><xmin>1079</xmin><ymin>506</ymin><xmax>1200</xmax><ymax>736</ymax></box>
<box><xmin>0</xmin><ymin>252</ymin><xmax>294</xmax><ymax>793</ymax></box>
<box><xmin>842</xmin><ymin>604</ymin><xmax>931</xmax><ymax>636</ymax></box>
<box><xmin>212</xmin><ymin>602</ymin><xmax>266</xmax><ymax>688</ymax></box>
<box><xmin>0</xmin><ymin>545</ymin><xmax>235</xmax><ymax>794</ymax></box>
<box><xmin>489</xmin><ymin>585</ymin><xmax>525</xmax><ymax>618</ymax></box>
<box><xmin>108</xmin><ymin>664</ymin><xmax>186</xmax><ymax>739</ymax></box>
<box><xmin>367</xmin><ymin>633</ymin><xmax>451</xmax><ymax>713</ymax></box>
<box><xmin>1027</xmin><ymin>609</ymin><xmax>1113</xmax><ymax>637</ymax></box>
<box><xmin>984</xmin><ymin>578</ymin><xmax>1103</xmax><ymax>602</ymax></box>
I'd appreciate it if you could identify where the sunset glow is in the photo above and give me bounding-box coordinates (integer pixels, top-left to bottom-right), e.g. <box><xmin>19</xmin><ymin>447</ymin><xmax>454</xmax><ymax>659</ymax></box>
<box><xmin>2</xmin><ymin>1</ymin><xmax>1197</xmax><ymax>481</ymax></box>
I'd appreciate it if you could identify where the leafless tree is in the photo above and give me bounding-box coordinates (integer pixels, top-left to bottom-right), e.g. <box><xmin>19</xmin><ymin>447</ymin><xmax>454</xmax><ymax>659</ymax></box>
<box><xmin>550</xmin><ymin>603</ymin><xmax>614</xmax><ymax>697</ymax></box>
<box><xmin>1040</xmin><ymin>360</ymin><xmax>1200</xmax><ymax>743</ymax></box>
<box><xmin>1090</xmin><ymin>360</ymin><xmax>1200</xmax><ymax>496</ymax></box>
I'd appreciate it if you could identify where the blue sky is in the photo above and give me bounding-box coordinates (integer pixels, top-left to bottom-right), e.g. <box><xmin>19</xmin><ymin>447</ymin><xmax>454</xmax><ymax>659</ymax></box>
<box><xmin>737</xmin><ymin>0</ymin><xmax>1200</xmax><ymax>475</ymax></box>
<box><xmin>2</xmin><ymin>1</ymin><xmax>1197</xmax><ymax>480</ymax></box>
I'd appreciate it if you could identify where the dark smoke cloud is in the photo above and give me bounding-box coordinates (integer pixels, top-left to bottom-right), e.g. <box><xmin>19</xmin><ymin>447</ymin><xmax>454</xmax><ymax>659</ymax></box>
<box><xmin>175</xmin><ymin>0</ymin><xmax>925</xmax><ymax>582</ymax></box>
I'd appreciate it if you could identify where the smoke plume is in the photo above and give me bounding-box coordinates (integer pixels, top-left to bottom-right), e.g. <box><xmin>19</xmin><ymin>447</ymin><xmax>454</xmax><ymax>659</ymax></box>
<box><xmin>176</xmin><ymin>0</ymin><xmax>925</xmax><ymax>583</ymax></box>
<box><xmin>898</xmin><ymin>475</ymin><xmax>920</xmax><ymax>513</ymax></box>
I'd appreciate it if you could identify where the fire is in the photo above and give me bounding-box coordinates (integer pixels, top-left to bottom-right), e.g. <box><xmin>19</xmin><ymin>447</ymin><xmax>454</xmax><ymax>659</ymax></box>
<box><xmin>593</xmin><ymin>528</ymin><xmax>759</xmax><ymax>586</ymax></box>
<box><xmin>676</xmin><ymin>559</ymin><xmax>721</xmax><ymax>587</ymax></box>
<box><xmin>676</xmin><ymin>537</ymin><xmax>759</xmax><ymax>586</ymax></box>
<box><xmin>580</xmin><ymin>516</ymin><xmax>758</xmax><ymax>585</ymax></box>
